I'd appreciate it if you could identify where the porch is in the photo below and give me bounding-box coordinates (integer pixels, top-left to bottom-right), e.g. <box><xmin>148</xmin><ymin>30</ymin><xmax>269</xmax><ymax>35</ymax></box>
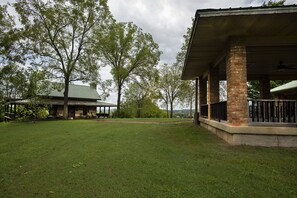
<box><xmin>182</xmin><ymin>6</ymin><xmax>297</xmax><ymax>147</ymax></box>
<box><xmin>2</xmin><ymin>99</ymin><xmax>117</xmax><ymax>121</ymax></box>
<box><xmin>200</xmin><ymin>99</ymin><xmax>297</xmax><ymax>125</ymax></box>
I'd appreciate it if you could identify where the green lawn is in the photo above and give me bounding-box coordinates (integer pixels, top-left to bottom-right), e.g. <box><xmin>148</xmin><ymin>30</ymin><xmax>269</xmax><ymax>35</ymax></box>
<box><xmin>0</xmin><ymin>119</ymin><xmax>296</xmax><ymax>197</ymax></box>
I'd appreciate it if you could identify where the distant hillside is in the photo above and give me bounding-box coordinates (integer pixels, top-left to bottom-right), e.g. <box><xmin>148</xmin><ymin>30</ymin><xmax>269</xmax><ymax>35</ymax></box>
<box><xmin>172</xmin><ymin>109</ymin><xmax>194</xmax><ymax>118</ymax></box>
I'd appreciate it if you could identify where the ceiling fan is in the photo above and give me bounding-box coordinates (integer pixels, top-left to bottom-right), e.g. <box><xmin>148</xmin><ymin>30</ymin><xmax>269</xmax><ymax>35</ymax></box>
<box><xmin>276</xmin><ymin>61</ymin><xmax>297</xmax><ymax>71</ymax></box>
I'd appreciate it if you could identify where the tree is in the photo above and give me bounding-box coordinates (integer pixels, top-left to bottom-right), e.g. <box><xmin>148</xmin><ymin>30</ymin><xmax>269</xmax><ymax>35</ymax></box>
<box><xmin>171</xmin><ymin>23</ymin><xmax>197</xmax><ymax>116</ymax></box>
<box><xmin>158</xmin><ymin>64</ymin><xmax>183</xmax><ymax>118</ymax></box>
<box><xmin>123</xmin><ymin>73</ymin><xmax>159</xmax><ymax>118</ymax></box>
<box><xmin>0</xmin><ymin>4</ymin><xmax>22</xmax><ymax>64</ymax></box>
<box><xmin>263</xmin><ymin>0</ymin><xmax>285</xmax><ymax>6</ymax></box>
<box><xmin>94</xmin><ymin>22</ymin><xmax>161</xmax><ymax>111</ymax></box>
<box><xmin>0</xmin><ymin>63</ymin><xmax>27</xmax><ymax>100</ymax></box>
<box><xmin>178</xmin><ymin>81</ymin><xmax>195</xmax><ymax>117</ymax></box>
<box><xmin>248</xmin><ymin>80</ymin><xmax>290</xmax><ymax>99</ymax></box>
<box><xmin>14</xmin><ymin>0</ymin><xmax>111</xmax><ymax>119</ymax></box>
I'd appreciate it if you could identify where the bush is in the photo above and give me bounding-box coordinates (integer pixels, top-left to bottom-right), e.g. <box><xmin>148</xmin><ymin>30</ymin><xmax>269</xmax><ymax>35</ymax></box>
<box><xmin>17</xmin><ymin>105</ymin><xmax>49</xmax><ymax>120</ymax></box>
<box><xmin>36</xmin><ymin>107</ymin><xmax>49</xmax><ymax>119</ymax></box>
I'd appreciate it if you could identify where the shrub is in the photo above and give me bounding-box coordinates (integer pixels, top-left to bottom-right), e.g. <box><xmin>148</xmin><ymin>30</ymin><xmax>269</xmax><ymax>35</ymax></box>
<box><xmin>17</xmin><ymin>105</ymin><xmax>49</xmax><ymax>120</ymax></box>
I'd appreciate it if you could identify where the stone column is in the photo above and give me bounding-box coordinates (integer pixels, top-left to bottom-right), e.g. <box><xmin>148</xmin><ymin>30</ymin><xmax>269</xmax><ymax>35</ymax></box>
<box><xmin>260</xmin><ymin>78</ymin><xmax>270</xmax><ymax>99</ymax></box>
<box><xmin>207</xmin><ymin>67</ymin><xmax>220</xmax><ymax>119</ymax></box>
<box><xmin>226</xmin><ymin>39</ymin><xmax>248</xmax><ymax>126</ymax></box>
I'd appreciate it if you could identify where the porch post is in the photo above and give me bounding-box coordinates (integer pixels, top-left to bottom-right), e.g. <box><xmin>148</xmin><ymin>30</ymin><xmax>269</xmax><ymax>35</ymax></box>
<box><xmin>207</xmin><ymin>67</ymin><xmax>220</xmax><ymax>120</ymax></box>
<box><xmin>260</xmin><ymin>78</ymin><xmax>270</xmax><ymax>99</ymax></box>
<box><xmin>226</xmin><ymin>39</ymin><xmax>248</xmax><ymax>126</ymax></box>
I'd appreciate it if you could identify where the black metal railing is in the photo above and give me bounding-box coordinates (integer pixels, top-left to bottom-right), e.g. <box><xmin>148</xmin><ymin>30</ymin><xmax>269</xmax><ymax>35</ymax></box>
<box><xmin>200</xmin><ymin>104</ymin><xmax>208</xmax><ymax>118</ymax></box>
<box><xmin>211</xmin><ymin>101</ymin><xmax>227</xmax><ymax>121</ymax></box>
<box><xmin>248</xmin><ymin>99</ymin><xmax>296</xmax><ymax>123</ymax></box>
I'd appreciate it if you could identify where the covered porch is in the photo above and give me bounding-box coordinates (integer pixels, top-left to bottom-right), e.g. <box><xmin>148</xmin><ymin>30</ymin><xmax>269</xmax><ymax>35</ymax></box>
<box><xmin>182</xmin><ymin>6</ymin><xmax>297</xmax><ymax>147</ymax></box>
<box><xmin>4</xmin><ymin>99</ymin><xmax>117</xmax><ymax>120</ymax></box>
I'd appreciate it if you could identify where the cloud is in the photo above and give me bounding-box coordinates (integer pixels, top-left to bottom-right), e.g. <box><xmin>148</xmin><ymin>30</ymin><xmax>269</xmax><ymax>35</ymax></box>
<box><xmin>108</xmin><ymin>0</ymin><xmax>269</xmax><ymax>66</ymax></box>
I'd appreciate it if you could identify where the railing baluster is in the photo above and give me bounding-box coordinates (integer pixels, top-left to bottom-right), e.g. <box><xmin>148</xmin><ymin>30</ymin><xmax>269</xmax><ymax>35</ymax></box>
<box><xmin>247</xmin><ymin>99</ymin><xmax>296</xmax><ymax>124</ymax></box>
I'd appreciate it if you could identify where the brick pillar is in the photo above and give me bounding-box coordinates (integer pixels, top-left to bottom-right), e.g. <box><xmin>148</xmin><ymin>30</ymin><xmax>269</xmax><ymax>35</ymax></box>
<box><xmin>226</xmin><ymin>40</ymin><xmax>248</xmax><ymax>126</ymax></box>
<box><xmin>260</xmin><ymin>78</ymin><xmax>270</xmax><ymax>99</ymax></box>
<box><xmin>207</xmin><ymin>67</ymin><xmax>220</xmax><ymax>119</ymax></box>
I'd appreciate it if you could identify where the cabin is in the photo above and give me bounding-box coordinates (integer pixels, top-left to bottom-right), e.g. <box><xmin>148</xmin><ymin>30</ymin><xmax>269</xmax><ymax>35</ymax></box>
<box><xmin>182</xmin><ymin>5</ymin><xmax>297</xmax><ymax>147</ymax></box>
<box><xmin>6</xmin><ymin>84</ymin><xmax>116</xmax><ymax>119</ymax></box>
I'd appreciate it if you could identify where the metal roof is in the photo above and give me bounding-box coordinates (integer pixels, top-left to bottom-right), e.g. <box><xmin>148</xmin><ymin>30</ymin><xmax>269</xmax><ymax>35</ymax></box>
<box><xmin>270</xmin><ymin>80</ymin><xmax>297</xmax><ymax>93</ymax></box>
<box><xmin>11</xmin><ymin>99</ymin><xmax>117</xmax><ymax>107</ymax></box>
<box><xmin>182</xmin><ymin>5</ymin><xmax>297</xmax><ymax>80</ymax></box>
<box><xmin>47</xmin><ymin>84</ymin><xmax>100</xmax><ymax>100</ymax></box>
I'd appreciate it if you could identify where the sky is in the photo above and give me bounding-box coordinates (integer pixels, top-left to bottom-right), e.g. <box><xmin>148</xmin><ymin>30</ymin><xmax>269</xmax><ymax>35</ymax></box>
<box><xmin>2</xmin><ymin>0</ymin><xmax>297</xmax><ymax>106</ymax></box>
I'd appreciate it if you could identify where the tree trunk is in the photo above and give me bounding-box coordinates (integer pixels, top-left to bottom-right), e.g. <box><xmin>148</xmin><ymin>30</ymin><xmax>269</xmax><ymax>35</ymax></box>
<box><xmin>117</xmin><ymin>84</ymin><xmax>122</xmax><ymax>111</ymax></box>
<box><xmin>63</xmin><ymin>77</ymin><xmax>69</xmax><ymax>119</ymax></box>
<box><xmin>166</xmin><ymin>103</ymin><xmax>169</xmax><ymax>118</ymax></box>
<box><xmin>170</xmin><ymin>101</ymin><xmax>173</xmax><ymax>118</ymax></box>
<box><xmin>137</xmin><ymin>102</ymin><xmax>141</xmax><ymax>118</ymax></box>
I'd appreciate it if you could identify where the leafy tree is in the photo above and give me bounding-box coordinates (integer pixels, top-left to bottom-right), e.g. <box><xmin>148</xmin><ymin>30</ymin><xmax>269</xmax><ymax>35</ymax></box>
<box><xmin>248</xmin><ymin>80</ymin><xmax>290</xmax><ymax>99</ymax></box>
<box><xmin>13</xmin><ymin>0</ymin><xmax>111</xmax><ymax>119</ymax></box>
<box><xmin>0</xmin><ymin>63</ymin><xmax>26</xmax><ymax>121</ymax></box>
<box><xmin>0</xmin><ymin>4</ymin><xmax>22</xmax><ymax>64</ymax></box>
<box><xmin>94</xmin><ymin>21</ymin><xmax>161</xmax><ymax>111</ymax></box>
<box><xmin>158</xmin><ymin>64</ymin><xmax>183</xmax><ymax>118</ymax></box>
<box><xmin>0</xmin><ymin>63</ymin><xmax>27</xmax><ymax>100</ymax></box>
<box><xmin>25</xmin><ymin>69</ymin><xmax>51</xmax><ymax>122</ymax></box>
<box><xmin>123</xmin><ymin>75</ymin><xmax>159</xmax><ymax>118</ymax></box>
<box><xmin>173</xmin><ymin>24</ymin><xmax>196</xmax><ymax>116</ymax></box>
<box><xmin>263</xmin><ymin>0</ymin><xmax>285</xmax><ymax>6</ymax></box>
<box><xmin>178</xmin><ymin>81</ymin><xmax>195</xmax><ymax>117</ymax></box>
<box><xmin>120</xmin><ymin>97</ymin><xmax>165</xmax><ymax>118</ymax></box>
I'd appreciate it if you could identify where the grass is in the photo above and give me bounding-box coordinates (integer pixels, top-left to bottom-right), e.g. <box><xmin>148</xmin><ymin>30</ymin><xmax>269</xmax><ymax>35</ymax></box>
<box><xmin>0</xmin><ymin>119</ymin><xmax>296</xmax><ymax>197</ymax></box>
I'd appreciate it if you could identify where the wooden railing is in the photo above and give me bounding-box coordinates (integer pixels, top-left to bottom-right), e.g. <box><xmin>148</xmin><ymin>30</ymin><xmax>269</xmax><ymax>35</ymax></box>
<box><xmin>211</xmin><ymin>101</ymin><xmax>227</xmax><ymax>121</ymax></box>
<box><xmin>248</xmin><ymin>99</ymin><xmax>296</xmax><ymax>123</ymax></box>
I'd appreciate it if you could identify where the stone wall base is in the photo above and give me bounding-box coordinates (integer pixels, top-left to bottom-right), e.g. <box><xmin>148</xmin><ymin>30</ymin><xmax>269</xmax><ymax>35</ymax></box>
<box><xmin>199</xmin><ymin>118</ymin><xmax>297</xmax><ymax>147</ymax></box>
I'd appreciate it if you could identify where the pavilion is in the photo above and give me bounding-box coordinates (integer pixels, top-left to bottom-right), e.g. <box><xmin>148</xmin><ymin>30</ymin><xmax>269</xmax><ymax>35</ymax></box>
<box><xmin>182</xmin><ymin>5</ymin><xmax>297</xmax><ymax>147</ymax></box>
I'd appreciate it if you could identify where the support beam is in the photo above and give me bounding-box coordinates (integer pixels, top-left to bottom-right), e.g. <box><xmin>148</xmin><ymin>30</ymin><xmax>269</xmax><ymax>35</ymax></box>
<box><xmin>226</xmin><ymin>39</ymin><xmax>248</xmax><ymax>126</ymax></box>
